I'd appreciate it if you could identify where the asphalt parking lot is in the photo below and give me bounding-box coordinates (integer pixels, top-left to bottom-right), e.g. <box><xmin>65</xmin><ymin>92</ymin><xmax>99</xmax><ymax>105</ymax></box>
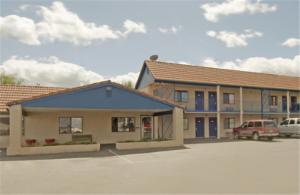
<box><xmin>0</xmin><ymin>138</ymin><xmax>299</xmax><ymax>194</ymax></box>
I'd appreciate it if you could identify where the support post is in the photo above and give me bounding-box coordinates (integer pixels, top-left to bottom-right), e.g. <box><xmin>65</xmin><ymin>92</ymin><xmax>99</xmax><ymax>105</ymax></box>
<box><xmin>172</xmin><ymin>107</ymin><xmax>184</xmax><ymax>146</ymax></box>
<box><xmin>7</xmin><ymin>104</ymin><xmax>22</xmax><ymax>156</ymax></box>
<box><xmin>240</xmin><ymin>87</ymin><xmax>243</xmax><ymax>125</ymax></box>
<box><xmin>287</xmin><ymin>91</ymin><xmax>290</xmax><ymax>118</ymax></box>
<box><xmin>260</xmin><ymin>89</ymin><xmax>264</xmax><ymax>119</ymax></box>
<box><xmin>217</xmin><ymin>85</ymin><xmax>221</xmax><ymax>139</ymax></box>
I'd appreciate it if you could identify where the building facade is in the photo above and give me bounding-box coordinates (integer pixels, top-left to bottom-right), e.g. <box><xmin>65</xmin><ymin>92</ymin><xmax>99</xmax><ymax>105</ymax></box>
<box><xmin>1</xmin><ymin>81</ymin><xmax>183</xmax><ymax>155</ymax></box>
<box><xmin>135</xmin><ymin>60</ymin><xmax>300</xmax><ymax>139</ymax></box>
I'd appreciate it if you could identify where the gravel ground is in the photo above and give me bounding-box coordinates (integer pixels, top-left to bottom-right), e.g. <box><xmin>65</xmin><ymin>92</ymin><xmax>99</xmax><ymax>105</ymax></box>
<box><xmin>0</xmin><ymin>138</ymin><xmax>299</xmax><ymax>194</ymax></box>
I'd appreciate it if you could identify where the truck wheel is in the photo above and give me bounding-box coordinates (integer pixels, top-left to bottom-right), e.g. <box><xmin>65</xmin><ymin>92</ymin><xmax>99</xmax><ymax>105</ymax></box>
<box><xmin>252</xmin><ymin>132</ymin><xmax>259</xmax><ymax>141</ymax></box>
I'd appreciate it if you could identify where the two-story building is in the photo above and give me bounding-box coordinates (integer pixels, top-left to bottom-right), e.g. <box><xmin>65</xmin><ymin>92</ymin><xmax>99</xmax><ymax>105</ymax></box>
<box><xmin>135</xmin><ymin>60</ymin><xmax>300</xmax><ymax>139</ymax></box>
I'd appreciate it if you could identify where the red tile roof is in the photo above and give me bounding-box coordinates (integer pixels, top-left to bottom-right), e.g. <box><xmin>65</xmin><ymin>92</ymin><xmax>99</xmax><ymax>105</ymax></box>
<box><xmin>144</xmin><ymin>60</ymin><xmax>300</xmax><ymax>91</ymax></box>
<box><xmin>0</xmin><ymin>85</ymin><xmax>64</xmax><ymax>112</ymax></box>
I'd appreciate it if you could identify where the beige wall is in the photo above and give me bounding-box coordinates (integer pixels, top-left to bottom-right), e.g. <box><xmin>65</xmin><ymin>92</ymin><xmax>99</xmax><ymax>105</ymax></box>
<box><xmin>22</xmin><ymin>110</ymin><xmax>161</xmax><ymax>146</ymax></box>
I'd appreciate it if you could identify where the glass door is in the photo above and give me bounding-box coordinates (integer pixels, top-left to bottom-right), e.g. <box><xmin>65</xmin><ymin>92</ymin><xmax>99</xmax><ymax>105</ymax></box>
<box><xmin>141</xmin><ymin>116</ymin><xmax>153</xmax><ymax>140</ymax></box>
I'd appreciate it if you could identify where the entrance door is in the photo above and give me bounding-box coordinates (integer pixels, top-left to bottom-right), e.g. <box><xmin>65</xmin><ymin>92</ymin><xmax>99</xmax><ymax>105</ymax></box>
<box><xmin>195</xmin><ymin>117</ymin><xmax>205</xmax><ymax>137</ymax></box>
<box><xmin>282</xmin><ymin>96</ymin><xmax>287</xmax><ymax>112</ymax></box>
<box><xmin>195</xmin><ymin>91</ymin><xmax>204</xmax><ymax>111</ymax></box>
<box><xmin>209</xmin><ymin>92</ymin><xmax>217</xmax><ymax>111</ymax></box>
<box><xmin>209</xmin><ymin>117</ymin><xmax>217</xmax><ymax>137</ymax></box>
<box><xmin>141</xmin><ymin>116</ymin><xmax>153</xmax><ymax>139</ymax></box>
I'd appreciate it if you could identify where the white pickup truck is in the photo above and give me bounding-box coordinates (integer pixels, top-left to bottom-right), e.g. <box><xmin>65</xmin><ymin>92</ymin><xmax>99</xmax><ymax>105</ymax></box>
<box><xmin>278</xmin><ymin>118</ymin><xmax>300</xmax><ymax>137</ymax></box>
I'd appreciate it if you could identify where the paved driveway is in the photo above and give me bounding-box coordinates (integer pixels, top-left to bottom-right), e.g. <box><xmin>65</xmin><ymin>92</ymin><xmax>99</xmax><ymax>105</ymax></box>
<box><xmin>0</xmin><ymin>139</ymin><xmax>299</xmax><ymax>194</ymax></box>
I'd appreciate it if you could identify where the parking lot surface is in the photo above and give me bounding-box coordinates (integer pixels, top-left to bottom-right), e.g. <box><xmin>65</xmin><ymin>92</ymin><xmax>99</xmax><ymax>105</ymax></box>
<box><xmin>0</xmin><ymin>139</ymin><xmax>299</xmax><ymax>194</ymax></box>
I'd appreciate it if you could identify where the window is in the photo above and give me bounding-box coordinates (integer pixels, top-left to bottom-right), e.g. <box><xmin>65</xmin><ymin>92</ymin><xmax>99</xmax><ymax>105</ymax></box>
<box><xmin>289</xmin><ymin>119</ymin><xmax>295</xmax><ymax>125</ymax></box>
<box><xmin>254</xmin><ymin>121</ymin><xmax>262</xmax><ymax>127</ymax></box>
<box><xmin>175</xmin><ymin>90</ymin><xmax>188</xmax><ymax>102</ymax></box>
<box><xmin>112</xmin><ymin>117</ymin><xmax>135</xmax><ymax>132</ymax></box>
<box><xmin>0</xmin><ymin>116</ymin><xmax>9</xmax><ymax>136</ymax></box>
<box><xmin>59</xmin><ymin>117</ymin><xmax>82</xmax><ymax>134</ymax></box>
<box><xmin>248</xmin><ymin>122</ymin><xmax>254</xmax><ymax>127</ymax></box>
<box><xmin>241</xmin><ymin>122</ymin><xmax>248</xmax><ymax>128</ymax></box>
<box><xmin>297</xmin><ymin>119</ymin><xmax>300</xmax><ymax>124</ymax></box>
<box><xmin>223</xmin><ymin>93</ymin><xmax>235</xmax><ymax>104</ymax></box>
<box><xmin>224</xmin><ymin>118</ymin><xmax>235</xmax><ymax>129</ymax></box>
<box><xmin>280</xmin><ymin>120</ymin><xmax>288</xmax><ymax>126</ymax></box>
<box><xmin>270</xmin><ymin>96</ymin><xmax>278</xmax><ymax>106</ymax></box>
<box><xmin>184</xmin><ymin>118</ymin><xmax>189</xmax><ymax>130</ymax></box>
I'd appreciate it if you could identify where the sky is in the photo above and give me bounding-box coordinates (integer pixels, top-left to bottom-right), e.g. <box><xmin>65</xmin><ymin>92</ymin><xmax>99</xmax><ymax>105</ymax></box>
<box><xmin>0</xmin><ymin>0</ymin><xmax>299</xmax><ymax>87</ymax></box>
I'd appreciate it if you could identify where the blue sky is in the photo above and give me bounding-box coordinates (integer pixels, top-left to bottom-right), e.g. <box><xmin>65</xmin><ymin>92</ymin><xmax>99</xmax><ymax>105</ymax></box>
<box><xmin>0</xmin><ymin>0</ymin><xmax>299</xmax><ymax>87</ymax></box>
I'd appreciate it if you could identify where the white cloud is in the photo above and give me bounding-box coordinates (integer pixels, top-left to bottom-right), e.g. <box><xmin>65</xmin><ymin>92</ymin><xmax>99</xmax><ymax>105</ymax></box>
<box><xmin>201</xmin><ymin>0</ymin><xmax>277</xmax><ymax>22</ymax></box>
<box><xmin>110</xmin><ymin>72</ymin><xmax>139</xmax><ymax>85</ymax></box>
<box><xmin>0</xmin><ymin>15</ymin><xmax>40</xmax><ymax>45</ymax></box>
<box><xmin>282</xmin><ymin>38</ymin><xmax>300</xmax><ymax>48</ymax></box>
<box><xmin>0</xmin><ymin>1</ymin><xmax>146</xmax><ymax>46</ymax></box>
<box><xmin>201</xmin><ymin>55</ymin><xmax>300</xmax><ymax>77</ymax></box>
<box><xmin>207</xmin><ymin>29</ymin><xmax>263</xmax><ymax>48</ymax></box>
<box><xmin>0</xmin><ymin>56</ymin><xmax>139</xmax><ymax>87</ymax></box>
<box><xmin>121</xmin><ymin>19</ymin><xmax>146</xmax><ymax>37</ymax></box>
<box><xmin>158</xmin><ymin>26</ymin><xmax>182</xmax><ymax>34</ymax></box>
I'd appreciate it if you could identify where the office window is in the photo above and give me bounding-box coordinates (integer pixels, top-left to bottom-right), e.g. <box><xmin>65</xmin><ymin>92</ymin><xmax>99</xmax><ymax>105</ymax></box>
<box><xmin>0</xmin><ymin>116</ymin><xmax>9</xmax><ymax>136</ymax></box>
<box><xmin>270</xmin><ymin>96</ymin><xmax>278</xmax><ymax>106</ymax></box>
<box><xmin>183</xmin><ymin>118</ymin><xmax>189</xmax><ymax>130</ymax></box>
<box><xmin>224</xmin><ymin>118</ymin><xmax>235</xmax><ymax>129</ymax></box>
<box><xmin>223</xmin><ymin>93</ymin><xmax>235</xmax><ymax>104</ymax></box>
<box><xmin>112</xmin><ymin>117</ymin><xmax>135</xmax><ymax>132</ymax></box>
<box><xmin>175</xmin><ymin>90</ymin><xmax>188</xmax><ymax>102</ymax></box>
<box><xmin>59</xmin><ymin>117</ymin><xmax>83</xmax><ymax>134</ymax></box>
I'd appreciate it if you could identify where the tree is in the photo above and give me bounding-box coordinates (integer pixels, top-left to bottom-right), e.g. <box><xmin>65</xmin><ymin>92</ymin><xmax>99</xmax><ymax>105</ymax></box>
<box><xmin>121</xmin><ymin>80</ymin><xmax>134</xmax><ymax>89</ymax></box>
<box><xmin>0</xmin><ymin>73</ymin><xmax>23</xmax><ymax>85</ymax></box>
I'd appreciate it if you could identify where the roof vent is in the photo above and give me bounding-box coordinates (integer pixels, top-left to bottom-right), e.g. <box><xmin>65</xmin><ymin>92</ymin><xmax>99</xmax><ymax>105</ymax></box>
<box><xmin>105</xmin><ymin>86</ymin><xmax>112</xmax><ymax>97</ymax></box>
<box><xmin>149</xmin><ymin>55</ymin><xmax>159</xmax><ymax>61</ymax></box>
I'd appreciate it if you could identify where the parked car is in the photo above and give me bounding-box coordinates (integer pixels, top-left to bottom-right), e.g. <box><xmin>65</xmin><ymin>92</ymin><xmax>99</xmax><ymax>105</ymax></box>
<box><xmin>233</xmin><ymin>120</ymin><xmax>279</xmax><ymax>141</ymax></box>
<box><xmin>278</xmin><ymin>118</ymin><xmax>300</xmax><ymax>137</ymax></box>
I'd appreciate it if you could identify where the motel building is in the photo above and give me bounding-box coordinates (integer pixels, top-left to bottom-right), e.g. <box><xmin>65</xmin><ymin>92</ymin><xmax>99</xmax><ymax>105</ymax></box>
<box><xmin>135</xmin><ymin>60</ymin><xmax>300</xmax><ymax>139</ymax></box>
<box><xmin>0</xmin><ymin>59</ymin><xmax>299</xmax><ymax>156</ymax></box>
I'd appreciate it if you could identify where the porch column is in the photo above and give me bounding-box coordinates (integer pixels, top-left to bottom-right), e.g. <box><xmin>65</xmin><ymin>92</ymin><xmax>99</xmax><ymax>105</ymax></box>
<box><xmin>217</xmin><ymin>85</ymin><xmax>221</xmax><ymax>139</ymax></box>
<box><xmin>287</xmin><ymin>91</ymin><xmax>290</xmax><ymax>118</ymax></box>
<box><xmin>7</xmin><ymin>104</ymin><xmax>22</xmax><ymax>156</ymax></box>
<box><xmin>172</xmin><ymin>107</ymin><xmax>184</xmax><ymax>146</ymax></box>
<box><xmin>153</xmin><ymin>116</ymin><xmax>159</xmax><ymax>139</ymax></box>
<box><xmin>240</xmin><ymin>87</ymin><xmax>243</xmax><ymax>124</ymax></box>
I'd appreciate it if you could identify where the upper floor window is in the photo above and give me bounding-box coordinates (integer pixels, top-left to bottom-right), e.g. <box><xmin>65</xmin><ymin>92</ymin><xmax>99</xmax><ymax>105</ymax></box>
<box><xmin>223</xmin><ymin>93</ymin><xmax>235</xmax><ymax>104</ymax></box>
<box><xmin>175</xmin><ymin>90</ymin><xmax>188</xmax><ymax>102</ymax></box>
<box><xmin>112</xmin><ymin>117</ymin><xmax>135</xmax><ymax>132</ymax></box>
<box><xmin>59</xmin><ymin>117</ymin><xmax>83</xmax><ymax>134</ymax></box>
<box><xmin>270</xmin><ymin>96</ymin><xmax>278</xmax><ymax>106</ymax></box>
